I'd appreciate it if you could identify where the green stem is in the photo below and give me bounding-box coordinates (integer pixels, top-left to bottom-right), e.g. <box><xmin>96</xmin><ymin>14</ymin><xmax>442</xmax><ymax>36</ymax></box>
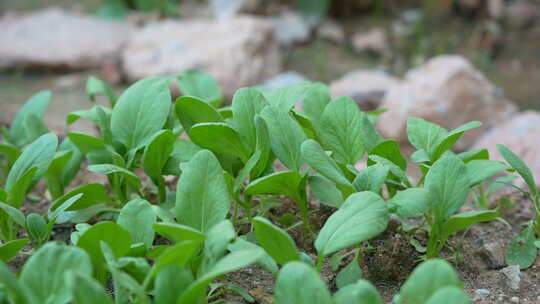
<box><xmin>315</xmin><ymin>253</ymin><xmax>325</xmax><ymax>273</ymax></box>
<box><xmin>478</xmin><ymin>185</ymin><xmax>488</xmax><ymax>209</ymax></box>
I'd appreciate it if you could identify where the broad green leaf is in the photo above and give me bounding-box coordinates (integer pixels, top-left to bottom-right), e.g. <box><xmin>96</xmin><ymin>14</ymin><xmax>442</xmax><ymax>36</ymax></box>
<box><xmin>497</xmin><ymin>144</ymin><xmax>538</xmax><ymax>198</ymax></box>
<box><xmin>177</xmin><ymin>249</ymin><xmax>264</xmax><ymax>304</ymax></box>
<box><xmin>143</xmin><ymin>130</ymin><xmax>175</xmax><ymax>201</ymax></box>
<box><xmin>368</xmin><ymin>155</ymin><xmax>411</xmax><ymax>187</ymax></box>
<box><xmin>273</xmin><ymin>261</ymin><xmax>333</xmax><ymax>304</ymax></box>
<box><xmin>88</xmin><ymin>164</ymin><xmax>141</xmax><ymax>188</ymax></box>
<box><xmin>359</xmin><ymin>112</ymin><xmax>383</xmax><ymax>152</ymax></box>
<box><xmin>441</xmin><ymin>210</ymin><xmax>499</xmax><ymax>240</ymax></box>
<box><xmin>301</xmin><ymin>139</ymin><xmax>354</xmax><ymax>196</ymax></box>
<box><xmin>5</xmin><ymin>133</ymin><xmax>57</xmax><ymax>192</ymax></box>
<box><xmin>506</xmin><ymin>224</ymin><xmax>537</xmax><ymax>269</ymax></box>
<box><xmin>333</xmin><ymin>280</ymin><xmax>382</xmax><ymax>304</ymax></box>
<box><xmin>66</xmin><ymin>105</ymin><xmax>111</xmax><ymax>127</ymax></box>
<box><xmin>252</xmin><ymin>216</ymin><xmax>300</xmax><ymax>265</ymax></box>
<box><xmin>9</xmin><ymin>90</ymin><xmax>50</xmax><ymax>146</ymax></box>
<box><xmin>318</xmin><ymin>97</ymin><xmax>364</xmax><ymax>164</ymax></box>
<box><xmin>153</xmin><ymin>222</ymin><xmax>205</xmax><ymax>244</ymax></box>
<box><xmin>44</xmin><ymin>150</ymin><xmax>72</xmax><ymax>199</ymax></box>
<box><xmin>5</xmin><ymin>167</ymin><xmax>37</xmax><ymax>208</ymax></box>
<box><xmin>50</xmin><ymin>184</ymin><xmax>113</xmax><ymax>211</ymax></box>
<box><xmin>292</xmin><ymin>110</ymin><xmax>318</xmax><ymax>140</ymax></box>
<box><xmin>425</xmin><ymin>286</ymin><xmax>471</xmax><ymax>304</ymax></box>
<box><xmin>154</xmin><ymin>265</ymin><xmax>193</xmax><ymax>304</ymax></box>
<box><xmin>309</xmin><ymin>175</ymin><xmax>344</xmax><ymax>208</ymax></box>
<box><xmin>388</xmin><ymin>188</ymin><xmax>429</xmax><ymax>219</ymax></box>
<box><xmin>407</xmin><ymin>118</ymin><xmax>448</xmax><ymax>160</ymax></box>
<box><xmin>425</xmin><ymin>155</ymin><xmax>470</xmax><ymax>219</ymax></box>
<box><xmin>178</xmin><ymin>70</ymin><xmax>223</xmax><ymax>106</ymax></box>
<box><xmin>232</xmin><ymin>88</ymin><xmax>267</xmax><ymax>148</ymax></box>
<box><xmin>77</xmin><ymin>221</ymin><xmax>132</xmax><ymax>267</ymax></box>
<box><xmin>111</xmin><ymin>77</ymin><xmax>171</xmax><ymax>150</ymax></box>
<box><xmin>369</xmin><ymin>140</ymin><xmax>406</xmax><ymax>170</ymax></box>
<box><xmin>151</xmin><ymin>241</ymin><xmax>200</xmax><ymax>274</ymax></box>
<box><xmin>432</xmin><ymin>121</ymin><xmax>482</xmax><ymax>161</ymax></box>
<box><xmin>398</xmin><ymin>259</ymin><xmax>461</xmax><ymax>304</ymax></box>
<box><xmin>466</xmin><ymin>159</ymin><xmax>509</xmax><ymax>187</ymax></box>
<box><xmin>0</xmin><ymin>202</ymin><xmax>26</xmax><ymax>227</ymax></box>
<box><xmin>26</xmin><ymin>213</ymin><xmax>48</xmax><ymax>244</ymax></box>
<box><xmin>163</xmin><ymin>139</ymin><xmax>202</xmax><ymax>176</ymax></box>
<box><xmin>118</xmin><ymin>199</ymin><xmax>156</xmax><ymax>249</ymax></box>
<box><xmin>20</xmin><ymin>243</ymin><xmax>92</xmax><ymax>304</ymax></box>
<box><xmin>336</xmin><ymin>257</ymin><xmax>362</xmax><ymax>289</ymax></box>
<box><xmin>260</xmin><ymin>105</ymin><xmax>306</xmax><ymax>171</ymax></box>
<box><xmin>189</xmin><ymin>123</ymin><xmax>251</xmax><ymax>162</ymax></box>
<box><xmin>252</xmin><ymin>115</ymin><xmax>272</xmax><ymax>178</ymax></box>
<box><xmin>353</xmin><ymin>164</ymin><xmax>389</xmax><ymax>193</ymax></box>
<box><xmin>0</xmin><ymin>261</ymin><xmax>35</xmax><ymax>304</ymax></box>
<box><xmin>315</xmin><ymin>192</ymin><xmax>389</xmax><ymax>256</ymax></box>
<box><xmin>228</xmin><ymin>238</ymin><xmax>279</xmax><ymax>275</ymax></box>
<box><xmin>58</xmin><ymin>138</ymin><xmax>84</xmax><ymax>188</ymax></box>
<box><xmin>266</xmin><ymin>82</ymin><xmax>312</xmax><ymax>110</ymax></box>
<box><xmin>175</xmin><ymin>96</ymin><xmax>224</xmax><ymax>133</ymax></box>
<box><xmin>22</xmin><ymin>113</ymin><xmax>48</xmax><ymax>144</ymax></box>
<box><xmin>86</xmin><ymin>76</ymin><xmax>117</xmax><ymax>106</ymax></box>
<box><xmin>301</xmin><ymin>82</ymin><xmax>331</xmax><ymax>124</ymax></box>
<box><xmin>458</xmin><ymin>148</ymin><xmax>489</xmax><ymax>163</ymax></box>
<box><xmin>203</xmin><ymin>220</ymin><xmax>236</xmax><ymax>262</ymax></box>
<box><xmin>174</xmin><ymin>150</ymin><xmax>230</xmax><ymax>232</ymax></box>
<box><xmin>0</xmin><ymin>238</ymin><xmax>28</xmax><ymax>263</ymax></box>
<box><xmin>67</xmin><ymin>272</ymin><xmax>113</xmax><ymax>304</ymax></box>
<box><xmin>245</xmin><ymin>171</ymin><xmax>302</xmax><ymax>201</ymax></box>
<box><xmin>0</xmin><ymin>142</ymin><xmax>21</xmax><ymax>166</ymax></box>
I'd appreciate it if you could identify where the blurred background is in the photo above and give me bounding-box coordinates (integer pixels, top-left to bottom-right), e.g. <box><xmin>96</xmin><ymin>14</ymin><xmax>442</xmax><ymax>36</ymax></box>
<box><xmin>0</xmin><ymin>0</ymin><xmax>539</xmax><ymax>134</ymax></box>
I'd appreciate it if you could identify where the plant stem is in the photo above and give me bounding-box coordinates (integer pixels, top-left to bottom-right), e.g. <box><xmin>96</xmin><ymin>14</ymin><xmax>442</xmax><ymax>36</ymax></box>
<box><xmin>315</xmin><ymin>253</ymin><xmax>325</xmax><ymax>273</ymax></box>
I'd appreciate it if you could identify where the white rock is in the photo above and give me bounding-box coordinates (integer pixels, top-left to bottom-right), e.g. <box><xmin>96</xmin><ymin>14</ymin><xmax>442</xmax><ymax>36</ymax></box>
<box><xmin>272</xmin><ymin>11</ymin><xmax>312</xmax><ymax>46</ymax></box>
<box><xmin>474</xmin><ymin>288</ymin><xmax>491</xmax><ymax>299</ymax></box>
<box><xmin>122</xmin><ymin>16</ymin><xmax>281</xmax><ymax>97</ymax></box>
<box><xmin>0</xmin><ymin>8</ymin><xmax>132</xmax><ymax>69</ymax></box>
<box><xmin>351</xmin><ymin>28</ymin><xmax>388</xmax><ymax>55</ymax></box>
<box><xmin>378</xmin><ymin>55</ymin><xmax>517</xmax><ymax>148</ymax></box>
<box><xmin>317</xmin><ymin>19</ymin><xmax>345</xmax><ymax>43</ymax></box>
<box><xmin>209</xmin><ymin>0</ymin><xmax>262</xmax><ymax>18</ymax></box>
<box><xmin>501</xmin><ymin>265</ymin><xmax>521</xmax><ymax>292</ymax></box>
<box><xmin>259</xmin><ymin>71</ymin><xmax>308</xmax><ymax>90</ymax></box>
<box><xmin>330</xmin><ymin>70</ymin><xmax>398</xmax><ymax>110</ymax></box>
<box><xmin>511</xmin><ymin>296</ymin><xmax>520</xmax><ymax>304</ymax></box>
<box><xmin>488</xmin><ymin>0</ymin><xmax>505</xmax><ymax>19</ymax></box>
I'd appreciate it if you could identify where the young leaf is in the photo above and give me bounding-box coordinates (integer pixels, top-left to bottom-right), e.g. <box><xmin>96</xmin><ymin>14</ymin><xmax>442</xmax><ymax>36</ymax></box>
<box><xmin>4</xmin><ymin>167</ymin><xmax>37</xmax><ymax>208</ymax></box>
<box><xmin>333</xmin><ymin>280</ymin><xmax>382</xmax><ymax>304</ymax></box>
<box><xmin>8</xmin><ymin>90</ymin><xmax>50</xmax><ymax>146</ymax></box>
<box><xmin>174</xmin><ymin>150</ymin><xmax>230</xmax><ymax>232</ymax></box>
<box><xmin>111</xmin><ymin>77</ymin><xmax>171</xmax><ymax>151</ymax></box>
<box><xmin>432</xmin><ymin>121</ymin><xmax>482</xmax><ymax>161</ymax></box>
<box><xmin>309</xmin><ymin>175</ymin><xmax>344</xmax><ymax>208</ymax></box>
<box><xmin>153</xmin><ymin>222</ymin><xmax>205</xmax><ymax>244</ymax></box>
<box><xmin>506</xmin><ymin>223</ymin><xmax>537</xmax><ymax>270</ymax></box>
<box><xmin>441</xmin><ymin>210</ymin><xmax>499</xmax><ymax>240</ymax></box>
<box><xmin>260</xmin><ymin>105</ymin><xmax>307</xmax><ymax>171</ymax></box>
<box><xmin>273</xmin><ymin>261</ymin><xmax>333</xmax><ymax>304</ymax></box>
<box><xmin>335</xmin><ymin>257</ymin><xmax>362</xmax><ymax>289</ymax></box>
<box><xmin>118</xmin><ymin>199</ymin><xmax>156</xmax><ymax>249</ymax></box>
<box><xmin>425</xmin><ymin>155</ymin><xmax>470</xmax><ymax>219</ymax></box>
<box><xmin>0</xmin><ymin>142</ymin><xmax>21</xmax><ymax>167</ymax></box>
<box><xmin>77</xmin><ymin>221</ymin><xmax>132</xmax><ymax>267</ymax></box>
<box><xmin>252</xmin><ymin>115</ymin><xmax>272</xmax><ymax>178</ymax></box>
<box><xmin>252</xmin><ymin>216</ymin><xmax>300</xmax><ymax>265</ymax></box>
<box><xmin>388</xmin><ymin>188</ymin><xmax>430</xmax><ymax>219</ymax></box>
<box><xmin>0</xmin><ymin>202</ymin><xmax>26</xmax><ymax>227</ymax></box>
<box><xmin>369</xmin><ymin>140</ymin><xmax>407</xmax><ymax>170</ymax></box>
<box><xmin>23</xmin><ymin>113</ymin><xmax>49</xmax><ymax>143</ymax></box>
<box><xmin>266</xmin><ymin>82</ymin><xmax>312</xmax><ymax>110</ymax></box>
<box><xmin>232</xmin><ymin>88</ymin><xmax>267</xmax><ymax>149</ymax></box>
<box><xmin>318</xmin><ymin>97</ymin><xmax>365</xmax><ymax>164</ymax></box>
<box><xmin>301</xmin><ymin>139</ymin><xmax>354</xmax><ymax>196</ymax></box>
<box><xmin>163</xmin><ymin>139</ymin><xmax>203</xmax><ymax>176</ymax></box>
<box><xmin>497</xmin><ymin>144</ymin><xmax>538</xmax><ymax>198</ymax></box>
<box><xmin>44</xmin><ymin>150</ymin><xmax>72</xmax><ymax>199</ymax></box>
<box><xmin>245</xmin><ymin>171</ymin><xmax>303</xmax><ymax>201</ymax></box>
<box><xmin>425</xmin><ymin>286</ymin><xmax>470</xmax><ymax>304</ymax></box>
<box><xmin>5</xmin><ymin>133</ymin><xmax>57</xmax><ymax>193</ymax></box>
<box><xmin>353</xmin><ymin>164</ymin><xmax>389</xmax><ymax>193</ymax></box>
<box><xmin>50</xmin><ymin>184</ymin><xmax>113</xmax><ymax>211</ymax></box>
<box><xmin>407</xmin><ymin>118</ymin><xmax>448</xmax><ymax>160</ymax></box>
<box><xmin>143</xmin><ymin>130</ymin><xmax>175</xmax><ymax>201</ymax></box>
<box><xmin>398</xmin><ymin>259</ymin><xmax>462</xmax><ymax>304</ymax></box>
<box><xmin>175</xmin><ymin>96</ymin><xmax>224</xmax><ymax>133</ymax></box>
<box><xmin>86</xmin><ymin>76</ymin><xmax>117</xmax><ymax>106</ymax></box>
<box><xmin>88</xmin><ymin>164</ymin><xmax>141</xmax><ymax>188</ymax></box>
<box><xmin>315</xmin><ymin>192</ymin><xmax>389</xmax><ymax>256</ymax></box>
<box><xmin>67</xmin><ymin>272</ymin><xmax>114</xmax><ymax>304</ymax></box>
<box><xmin>20</xmin><ymin>243</ymin><xmax>92</xmax><ymax>304</ymax></box>
<box><xmin>466</xmin><ymin>160</ymin><xmax>509</xmax><ymax>186</ymax></box>
<box><xmin>0</xmin><ymin>238</ymin><xmax>29</xmax><ymax>263</ymax></box>
<box><xmin>177</xmin><ymin>70</ymin><xmax>223</xmax><ymax>106</ymax></box>
<box><xmin>189</xmin><ymin>123</ymin><xmax>251</xmax><ymax>162</ymax></box>
<box><xmin>227</xmin><ymin>238</ymin><xmax>279</xmax><ymax>275</ymax></box>
<box><xmin>300</xmin><ymin>82</ymin><xmax>331</xmax><ymax>124</ymax></box>
<box><xmin>154</xmin><ymin>265</ymin><xmax>194</xmax><ymax>304</ymax></box>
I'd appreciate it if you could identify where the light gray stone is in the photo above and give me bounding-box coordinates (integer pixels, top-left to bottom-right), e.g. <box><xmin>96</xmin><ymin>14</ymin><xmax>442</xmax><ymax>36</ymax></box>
<box><xmin>317</xmin><ymin>19</ymin><xmax>345</xmax><ymax>43</ymax></box>
<box><xmin>0</xmin><ymin>8</ymin><xmax>132</xmax><ymax>69</ymax></box>
<box><xmin>259</xmin><ymin>71</ymin><xmax>308</xmax><ymax>90</ymax></box>
<box><xmin>501</xmin><ymin>265</ymin><xmax>521</xmax><ymax>292</ymax></box>
<box><xmin>122</xmin><ymin>16</ymin><xmax>281</xmax><ymax>97</ymax></box>
<box><xmin>474</xmin><ymin>288</ymin><xmax>491</xmax><ymax>299</ymax></box>
<box><xmin>272</xmin><ymin>11</ymin><xmax>312</xmax><ymax>46</ymax></box>
<box><xmin>351</xmin><ymin>28</ymin><xmax>389</xmax><ymax>55</ymax></box>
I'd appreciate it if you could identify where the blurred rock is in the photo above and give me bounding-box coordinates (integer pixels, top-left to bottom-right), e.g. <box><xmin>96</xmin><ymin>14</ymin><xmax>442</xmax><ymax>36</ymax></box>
<box><xmin>378</xmin><ymin>55</ymin><xmax>517</xmax><ymax>149</ymax></box>
<box><xmin>272</xmin><ymin>11</ymin><xmax>313</xmax><ymax>46</ymax></box>
<box><xmin>488</xmin><ymin>0</ymin><xmax>506</xmax><ymax>19</ymax></box>
<box><xmin>351</xmin><ymin>28</ymin><xmax>389</xmax><ymax>55</ymax></box>
<box><xmin>122</xmin><ymin>16</ymin><xmax>281</xmax><ymax>97</ymax></box>
<box><xmin>258</xmin><ymin>71</ymin><xmax>308</xmax><ymax>90</ymax></box>
<box><xmin>472</xmin><ymin>111</ymin><xmax>540</xmax><ymax>188</ymax></box>
<box><xmin>317</xmin><ymin>19</ymin><xmax>345</xmax><ymax>44</ymax></box>
<box><xmin>0</xmin><ymin>8</ymin><xmax>132</xmax><ymax>69</ymax></box>
<box><xmin>474</xmin><ymin>288</ymin><xmax>491</xmax><ymax>299</ymax></box>
<box><xmin>330</xmin><ymin>70</ymin><xmax>398</xmax><ymax>111</ymax></box>
<box><xmin>506</xmin><ymin>0</ymin><xmax>539</xmax><ymax>28</ymax></box>
<box><xmin>501</xmin><ymin>265</ymin><xmax>521</xmax><ymax>292</ymax></box>
<box><xmin>478</xmin><ymin>241</ymin><xmax>506</xmax><ymax>266</ymax></box>
<box><xmin>209</xmin><ymin>0</ymin><xmax>262</xmax><ymax>18</ymax></box>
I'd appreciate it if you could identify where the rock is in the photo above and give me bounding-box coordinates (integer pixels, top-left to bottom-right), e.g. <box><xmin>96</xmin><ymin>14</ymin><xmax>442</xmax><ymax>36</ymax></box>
<box><xmin>0</xmin><ymin>8</ymin><xmax>132</xmax><ymax>69</ymax></box>
<box><xmin>378</xmin><ymin>55</ymin><xmax>518</xmax><ymax>149</ymax></box>
<box><xmin>511</xmin><ymin>296</ymin><xmax>520</xmax><ymax>304</ymax></box>
<box><xmin>501</xmin><ymin>265</ymin><xmax>521</xmax><ymax>292</ymax></box>
<box><xmin>478</xmin><ymin>241</ymin><xmax>506</xmax><ymax>266</ymax></box>
<box><xmin>272</xmin><ymin>11</ymin><xmax>313</xmax><ymax>46</ymax></box>
<box><xmin>258</xmin><ymin>71</ymin><xmax>308</xmax><ymax>90</ymax></box>
<box><xmin>122</xmin><ymin>16</ymin><xmax>281</xmax><ymax>97</ymax></box>
<box><xmin>209</xmin><ymin>0</ymin><xmax>262</xmax><ymax>18</ymax></box>
<box><xmin>317</xmin><ymin>19</ymin><xmax>345</xmax><ymax>44</ymax></box>
<box><xmin>488</xmin><ymin>0</ymin><xmax>505</xmax><ymax>19</ymax></box>
<box><xmin>472</xmin><ymin>111</ymin><xmax>540</xmax><ymax>189</ymax></box>
<box><xmin>351</xmin><ymin>28</ymin><xmax>389</xmax><ymax>55</ymax></box>
<box><xmin>506</xmin><ymin>0</ymin><xmax>539</xmax><ymax>28</ymax></box>
<box><xmin>474</xmin><ymin>288</ymin><xmax>491</xmax><ymax>299</ymax></box>
<box><xmin>330</xmin><ymin>70</ymin><xmax>398</xmax><ymax>111</ymax></box>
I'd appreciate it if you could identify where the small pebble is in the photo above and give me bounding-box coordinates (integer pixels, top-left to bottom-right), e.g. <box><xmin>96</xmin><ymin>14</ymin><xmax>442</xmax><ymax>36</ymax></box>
<box><xmin>511</xmin><ymin>296</ymin><xmax>520</xmax><ymax>303</ymax></box>
<box><xmin>474</xmin><ymin>288</ymin><xmax>491</xmax><ymax>299</ymax></box>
